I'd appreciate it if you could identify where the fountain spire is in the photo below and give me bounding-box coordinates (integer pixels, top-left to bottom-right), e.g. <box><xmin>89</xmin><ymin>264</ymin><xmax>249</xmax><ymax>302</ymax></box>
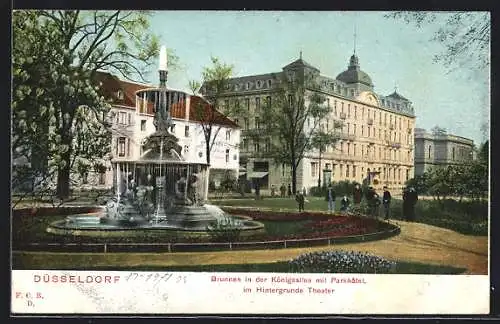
<box><xmin>159</xmin><ymin>45</ymin><xmax>168</xmax><ymax>88</ymax></box>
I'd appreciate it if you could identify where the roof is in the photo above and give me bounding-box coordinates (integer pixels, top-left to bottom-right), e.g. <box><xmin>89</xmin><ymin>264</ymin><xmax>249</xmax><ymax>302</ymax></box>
<box><xmin>282</xmin><ymin>58</ymin><xmax>320</xmax><ymax>72</ymax></box>
<box><xmin>387</xmin><ymin>91</ymin><xmax>409</xmax><ymax>102</ymax></box>
<box><xmin>97</xmin><ymin>71</ymin><xmax>238</xmax><ymax>129</ymax></box>
<box><xmin>336</xmin><ymin>54</ymin><xmax>374</xmax><ymax>87</ymax></box>
<box><xmin>94</xmin><ymin>71</ymin><xmax>150</xmax><ymax>107</ymax></box>
<box><xmin>188</xmin><ymin>96</ymin><xmax>240</xmax><ymax>128</ymax></box>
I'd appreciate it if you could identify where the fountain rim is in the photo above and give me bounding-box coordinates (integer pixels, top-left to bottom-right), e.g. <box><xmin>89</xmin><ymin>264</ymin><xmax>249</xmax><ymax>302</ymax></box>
<box><xmin>111</xmin><ymin>159</ymin><xmax>208</xmax><ymax>166</ymax></box>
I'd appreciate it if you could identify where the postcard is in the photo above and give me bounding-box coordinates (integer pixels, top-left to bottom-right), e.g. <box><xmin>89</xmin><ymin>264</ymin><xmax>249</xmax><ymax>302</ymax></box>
<box><xmin>11</xmin><ymin>10</ymin><xmax>490</xmax><ymax>315</ymax></box>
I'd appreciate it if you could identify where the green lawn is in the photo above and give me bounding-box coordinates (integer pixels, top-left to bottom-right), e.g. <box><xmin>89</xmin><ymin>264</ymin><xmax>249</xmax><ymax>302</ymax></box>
<box><xmin>211</xmin><ymin>197</ymin><xmax>336</xmax><ymax>212</ymax></box>
<box><xmin>12</xmin><ymin>255</ymin><xmax>465</xmax><ymax>274</ymax></box>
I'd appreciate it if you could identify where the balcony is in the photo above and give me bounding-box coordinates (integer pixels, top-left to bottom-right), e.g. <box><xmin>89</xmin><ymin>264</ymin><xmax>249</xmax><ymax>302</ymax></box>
<box><xmin>367</xmin><ymin>118</ymin><xmax>373</xmax><ymax>125</ymax></box>
<box><xmin>339</xmin><ymin>133</ymin><xmax>356</xmax><ymax>141</ymax></box>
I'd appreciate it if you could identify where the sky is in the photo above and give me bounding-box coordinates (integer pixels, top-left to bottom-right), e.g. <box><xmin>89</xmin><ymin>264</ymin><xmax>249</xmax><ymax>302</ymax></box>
<box><xmin>143</xmin><ymin>11</ymin><xmax>490</xmax><ymax>146</ymax></box>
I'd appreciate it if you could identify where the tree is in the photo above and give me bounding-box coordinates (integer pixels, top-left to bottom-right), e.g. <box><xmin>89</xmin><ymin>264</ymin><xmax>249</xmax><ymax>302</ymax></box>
<box><xmin>385</xmin><ymin>11</ymin><xmax>490</xmax><ymax>73</ymax></box>
<box><xmin>12</xmin><ymin>10</ymin><xmax>174</xmax><ymax>200</ymax></box>
<box><xmin>249</xmin><ymin>72</ymin><xmax>341</xmax><ymax>193</ymax></box>
<box><xmin>189</xmin><ymin>57</ymin><xmax>240</xmax><ymax>198</ymax></box>
<box><xmin>189</xmin><ymin>57</ymin><xmax>236</xmax><ymax>167</ymax></box>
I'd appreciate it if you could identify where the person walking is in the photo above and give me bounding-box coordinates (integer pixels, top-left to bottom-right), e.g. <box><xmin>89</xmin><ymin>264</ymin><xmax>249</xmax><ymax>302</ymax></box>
<box><xmin>382</xmin><ymin>186</ymin><xmax>392</xmax><ymax>220</ymax></box>
<box><xmin>407</xmin><ymin>187</ymin><xmax>418</xmax><ymax>221</ymax></box>
<box><xmin>325</xmin><ymin>184</ymin><xmax>336</xmax><ymax>213</ymax></box>
<box><xmin>402</xmin><ymin>187</ymin><xmax>409</xmax><ymax>221</ymax></box>
<box><xmin>287</xmin><ymin>184</ymin><xmax>292</xmax><ymax>198</ymax></box>
<box><xmin>280</xmin><ymin>184</ymin><xmax>286</xmax><ymax>198</ymax></box>
<box><xmin>295</xmin><ymin>191</ymin><xmax>305</xmax><ymax>212</ymax></box>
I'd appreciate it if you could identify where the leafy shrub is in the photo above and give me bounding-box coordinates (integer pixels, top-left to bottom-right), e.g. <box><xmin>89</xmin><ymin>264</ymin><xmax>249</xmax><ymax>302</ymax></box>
<box><xmin>206</xmin><ymin>216</ymin><xmax>242</xmax><ymax>242</ymax></box>
<box><xmin>289</xmin><ymin>250</ymin><xmax>396</xmax><ymax>274</ymax></box>
<box><xmin>309</xmin><ymin>181</ymin><xmax>361</xmax><ymax>198</ymax></box>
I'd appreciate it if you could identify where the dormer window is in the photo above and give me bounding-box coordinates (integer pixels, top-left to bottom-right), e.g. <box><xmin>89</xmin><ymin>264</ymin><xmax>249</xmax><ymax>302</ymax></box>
<box><xmin>267</xmin><ymin>80</ymin><xmax>272</xmax><ymax>88</ymax></box>
<box><xmin>117</xmin><ymin>90</ymin><xmax>124</xmax><ymax>100</ymax></box>
<box><xmin>246</xmin><ymin>82</ymin><xmax>251</xmax><ymax>90</ymax></box>
<box><xmin>257</xmin><ymin>80</ymin><xmax>261</xmax><ymax>88</ymax></box>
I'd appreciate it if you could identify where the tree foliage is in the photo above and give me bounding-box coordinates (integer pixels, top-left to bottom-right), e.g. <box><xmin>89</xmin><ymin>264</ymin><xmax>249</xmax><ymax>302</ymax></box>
<box><xmin>189</xmin><ymin>57</ymin><xmax>237</xmax><ymax>166</ymax></box>
<box><xmin>385</xmin><ymin>11</ymin><xmax>490</xmax><ymax>73</ymax></box>
<box><xmin>249</xmin><ymin>72</ymin><xmax>342</xmax><ymax>193</ymax></box>
<box><xmin>405</xmin><ymin>142</ymin><xmax>488</xmax><ymax>201</ymax></box>
<box><xmin>12</xmin><ymin>10</ymin><xmax>167</xmax><ymax>200</ymax></box>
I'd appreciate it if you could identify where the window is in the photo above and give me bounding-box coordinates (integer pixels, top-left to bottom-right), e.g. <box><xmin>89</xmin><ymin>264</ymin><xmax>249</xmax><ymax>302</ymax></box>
<box><xmin>353</xmin><ymin>166</ymin><xmax>356</xmax><ymax>178</ymax></box>
<box><xmin>334</xmin><ymin>100</ymin><xmax>337</xmax><ymax>115</ymax></box>
<box><xmin>266</xmin><ymin>96</ymin><xmax>271</xmax><ymax>108</ymax></box>
<box><xmin>353</xmin><ymin>124</ymin><xmax>356</xmax><ymax>135</ymax></box>
<box><xmin>246</xmin><ymin>98</ymin><xmax>250</xmax><ymax>110</ymax></box>
<box><xmin>347</xmin><ymin>123</ymin><xmax>350</xmax><ymax>134</ymax></box>
<box><xmin>347</xmin><ymin>143</ymin><xmax>350</xmax><ymax>155</ymax></box>
<box><xmin>184</xmin><ymin>126</ymin><xmax>190</xmax><ymax>137</ymax></box>
<box><xmin>428</xmin><ymin>145</ymin><xmax>432</xmax><ymax>159</ymax></box>
<box><xmin>246</xmin><ymin>82</ymin><xmax>251</xmax><ymax>90</ymax></box>
<box><xmin>288</xmin><ymin>95</ymin><xmax>293</xmax><ymax>106</ymax></box>
<box><xmin>224</xmin><ymin>99</ymin><xmax>229</xmax><ymax>109</ymax></box>
<box><xmin>340</xmin><ymin>141</ymin><xmax>344</xmax><ymax>153</ymax></box>
<box><xmin>267</xmin><ymin>80</ymin><xmax>272</xmax><ymax>88</ymax></box>
<box><xmin>362</xmin><ymin>125</ymin><xmax>364</xmax><ymax>136</ymax></box>
<box><xmin>117</xmin><ymin>90</ymin><xmax>124</xmax><ymax>100</ymax></box>
<box><xmin>225</xmin><ymin>149</ymin><xmax>230</xmax><ymax>163</ymax></box>
<box><xmin>452</xmin><ymin>147</ymin><xmax>455</xmax><ymax>160</ymax></box>
<box><xmin>327</xmin><ymin>98</ymin><xmax>330</xmax><ymax>108</ymax></box>
<box><xmin>226</xmin><ymin>130</ymin><xmax>231</xmax><ymax>141</ymax></box>
<box><xmin>118</xmin><ymin>137</ymin><xmax>126</xmax><ymax>157</ymax></box>
<box><xmin>339</xmin><ymin>164</ymin><xmax>343</xmax><ymax>178</ymax></box>
<box><xmin>184</xmin><ymin>145</ymin><xmax>189</xmax><ymax>154</ymax></box>
<box><xmin>348</xmin><ymin>104</ymin><xmax>351</xmax><ymax>118</ymax></box>
<box><xmin>254</xmin><ymin>140</ymin><xmax>260</xmax><ymax>152</ymax></box>
<box><xmin>235</xmin><ymin>99</ymin><xmax>240</xmax><ymax>110</ymax></box>
<box><xmin>244</xmin><ymin>118</ymin><xmax>249</xmax><ymax>129</ymax></box>
<box><xmin>234</xmin><ymin>118</ymin><xmax>239</xmax><ymax>125</ymax></box>
<box><xmin>354</xmin><ymin>106</ymin><xmax>357</xmax><ymax>119</ymax></box>
<box><xmin>119</xmin><ymin>112</ymin><xmax>127</xmax><ymax>124</ymax></box>
<box><xmin>341</xmin><ymin>102</ymin><xmax>344</xmax><ymax>113</ymax></box>
<box><xmin>257</xmin><ymin>80</ymin><xmax>261</xmax><ymax>88</ymax></box>
<box><xmin>346</xmin><ymin>165</ymin><xmax>350</xmax><ymax>177</ymax></box>
<box><xmin>311</xmin><ymin>162</ymin><xmax>318</xmax><ymax>177</ymax></box>
<box><xmin>128</xmin><ymin>113</ymin><xmax>131</xmax><ymax>125</ymax></box>
<box><xmin>255</xmin><ymin>117</ymin><xmax>260</xmax><ymax>129</ymax></box>
<box><xmin>265</xmin><ymin>138</ymin><xmax>271</xmax><ymax>152</ymax></box>
<box><xmin>368</xmin><ymin>126</ymin><xmax>371</xmax><ymax>137</ymax></box>
<box><xmin>354</xmin><ymin>144</ymin><xmax>357</xmax><ymax>156</ymax></box>
<box><xmin>362</xmin><ymin>107</ymin><xmax>365</xmax><ymax>119</ymax></box>
<box><xmin>255</xmin><ymin>97</ymin><xmax>261</xmax><ymax>111</ymax></box>
<box><xmin>243</xmin><ymin>138</ymin><xmax>248</xmax><ymax>150</ymax></box>
<box><xmin>140</xmin><ymin>120</ymin><xmax>146</xmax><ymax>131</ymax></box>
<box><xmin>350</xmin><ymin>89</ymin><xmax>355</xmax><ymax>97</ymax></box>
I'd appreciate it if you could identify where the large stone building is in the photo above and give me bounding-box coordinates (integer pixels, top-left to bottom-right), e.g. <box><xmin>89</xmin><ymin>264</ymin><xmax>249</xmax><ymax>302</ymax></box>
<box><xmin>219</xmin><ymin>52</ymin><xmax>416</xmax><ymax>193</ymax></box>
<box><xmin>414</xmin><ymin>128</ymin><xmax>474</xmax><ymax>176</ymax></box>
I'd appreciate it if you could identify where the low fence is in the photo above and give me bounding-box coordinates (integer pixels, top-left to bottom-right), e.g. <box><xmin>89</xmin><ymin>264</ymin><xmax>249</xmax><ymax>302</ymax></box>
<box><xmin>14</xmin><ymin>224</ymin><xmax>400</xmax><ymax>254</ymax></box>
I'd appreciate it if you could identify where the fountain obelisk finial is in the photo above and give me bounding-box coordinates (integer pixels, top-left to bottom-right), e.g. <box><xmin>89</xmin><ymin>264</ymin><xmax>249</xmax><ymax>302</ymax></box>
<box><xmin>159</xmin><ymin>45</ymin><xmax>168</xmax><ymax>88</ymax></box>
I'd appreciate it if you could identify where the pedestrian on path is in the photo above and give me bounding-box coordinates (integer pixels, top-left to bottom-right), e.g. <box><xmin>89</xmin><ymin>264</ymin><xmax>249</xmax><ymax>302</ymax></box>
<box><xmin>325</xmin><ymin>184</ymin><xmax>336</xmax><ymax>213</ymax></box>
<box><xmin>295</xmin><ymin>191</ymin><xmax>305</xmax><ymax>212</ymax></box>
<box><xmin>382</xmin><ymin>186</ymin><xmax>392</xmax><ymax>220</ymax></box>
<box><xmin>340</xmin><ymin>195</ymin><xmax>350</xmax><ymax>213</ymax></box>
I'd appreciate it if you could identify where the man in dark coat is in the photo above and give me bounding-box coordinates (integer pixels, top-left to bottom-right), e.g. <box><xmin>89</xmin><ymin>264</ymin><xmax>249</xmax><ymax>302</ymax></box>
<box><xmin>295</xmin><ymin>191</ymin><xmax>305</xmax><ymax>212</ymax></box>
<box><xmin>407</xmin><ymin>187</ymin><xmax>418</xmax><ymax>221</ymax></box>
<box><xmin>382</xmin><ymin>186</ymin><xmax>392</xmax><ymax>220</ymax></box>
<box><xmin>353</xmin><ymin>184</ymin><xmax>362</xmax><ymax>205</ymax></box>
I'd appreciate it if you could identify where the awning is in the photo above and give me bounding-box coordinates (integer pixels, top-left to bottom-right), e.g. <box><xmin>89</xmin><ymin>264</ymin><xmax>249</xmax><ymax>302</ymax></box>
<box><xmin>249</xmin><ymin>171</ymin><xmax>269</xmax><ymax>178</ymax></box>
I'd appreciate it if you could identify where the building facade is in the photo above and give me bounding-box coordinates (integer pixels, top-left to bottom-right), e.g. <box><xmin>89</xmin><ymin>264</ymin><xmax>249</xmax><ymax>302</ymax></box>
<box><xmin>414</xmin><ymin>128</ymin><xmax>474</xmax><ymax>176</ymax></box>
<box><xmin>219</xmin><ymin>52</ymin><xmax>416</xmax><ymax>193</ymax></box>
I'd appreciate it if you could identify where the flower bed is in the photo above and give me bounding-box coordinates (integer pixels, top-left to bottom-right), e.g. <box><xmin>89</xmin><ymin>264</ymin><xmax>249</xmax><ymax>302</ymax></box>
<box><xmin>289</xmin><ymin>250</ymin><xmax>396</xmax><ymax>273</ymax></box>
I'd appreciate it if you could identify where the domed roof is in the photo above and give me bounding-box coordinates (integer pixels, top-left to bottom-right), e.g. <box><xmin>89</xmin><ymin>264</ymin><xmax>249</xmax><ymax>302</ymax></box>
<box><xmin>336</xmin><ymin>54</ymin><xmax>374</xmax><ymax>87</ymax></box>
